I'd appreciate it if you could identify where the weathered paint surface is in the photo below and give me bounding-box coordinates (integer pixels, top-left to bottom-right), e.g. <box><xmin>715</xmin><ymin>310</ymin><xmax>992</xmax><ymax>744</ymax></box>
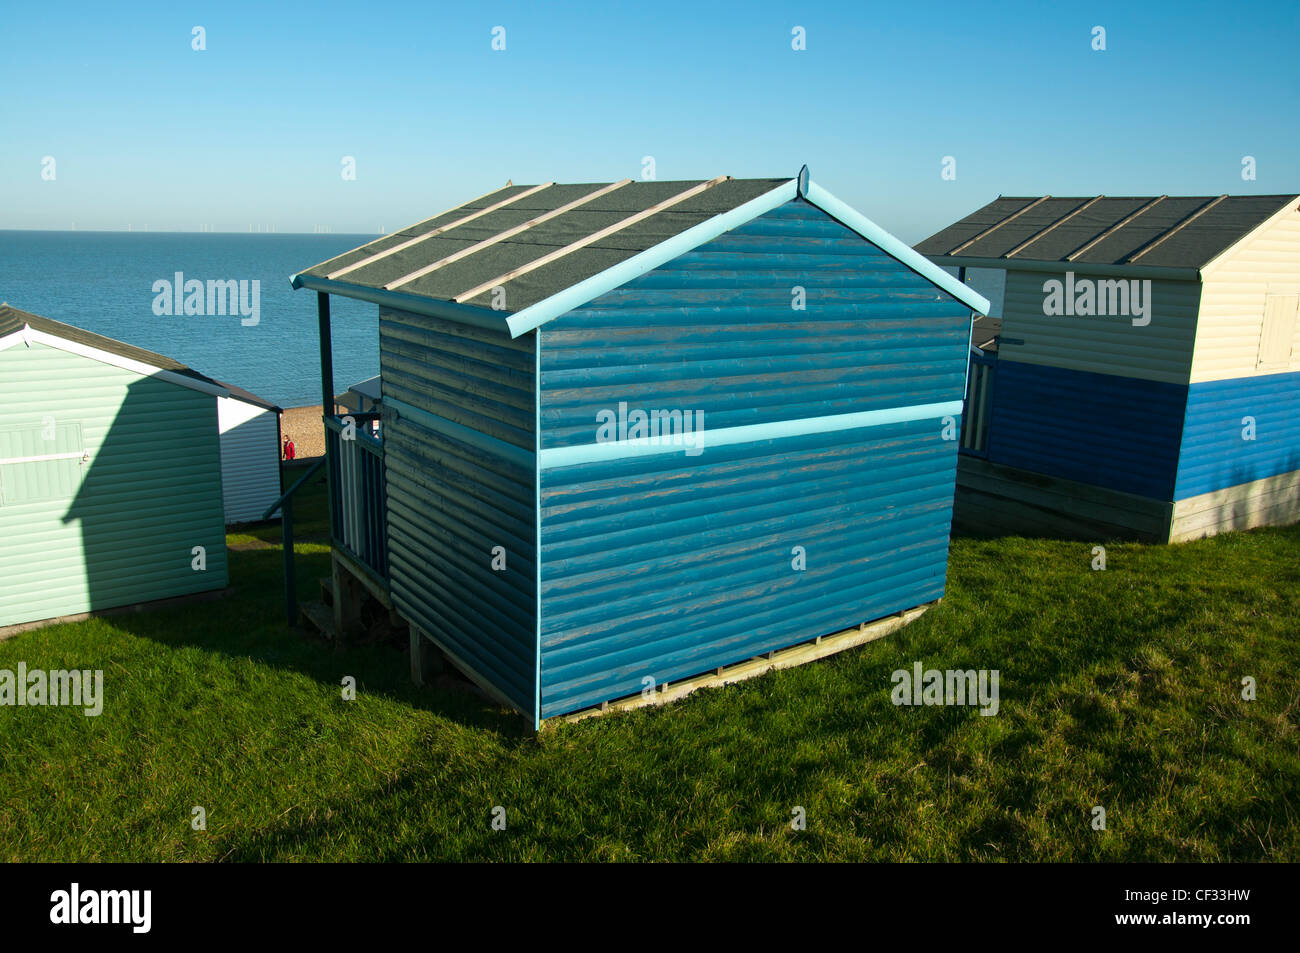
<box><xmin>0</xmin><ymin>341</ymin><xmax>228</xmax><ymax>628</ymax></box>
<box><xmin>378</xmin><ymin>306</ymin><xmax>537</xmax><ymax>714</ymax></box>
<box><xmin>1174</xmin><ymin>370</ymin><xmax>1300</xmax><ymax>499</ymax></box>
<box><xmin>987</xmin><ymin>360</ymin><xmax>1187</xmax><ymax>500</ymax></box>
<box><xmin>536</xmin><ymin>199</ymin><xmax>970</xmax><ymax>717</ymax></box>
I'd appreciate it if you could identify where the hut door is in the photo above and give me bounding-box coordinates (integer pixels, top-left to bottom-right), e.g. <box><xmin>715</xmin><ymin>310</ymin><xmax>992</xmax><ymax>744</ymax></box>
<box><xmin>1257</xmin><ymin>291</ymin><xmax>1298</xmax><ymax>370</ymax></box>
<box><xmin>0</xmin><ymin>422</ymin><xmax>86</xmax><ymax>505</ymax></box>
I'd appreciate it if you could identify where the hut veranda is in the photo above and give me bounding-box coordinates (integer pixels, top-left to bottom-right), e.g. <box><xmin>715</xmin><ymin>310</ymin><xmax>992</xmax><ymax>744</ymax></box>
<box><xmin>291</xmin><ymin>169</ymin><xmax>991</xmax><ymax>725</ymax></box>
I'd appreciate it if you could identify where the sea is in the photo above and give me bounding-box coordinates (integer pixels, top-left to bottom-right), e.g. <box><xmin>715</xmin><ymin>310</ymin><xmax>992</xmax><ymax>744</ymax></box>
<box><xmin>0</xmin><ymin>230</ymin><xmax>381</xmax><ymax>408</ymax></box>
<box><xmin>0</xmin><ymin>230</ymin><xmax>1009</xmax><ymax>410</ymax></box>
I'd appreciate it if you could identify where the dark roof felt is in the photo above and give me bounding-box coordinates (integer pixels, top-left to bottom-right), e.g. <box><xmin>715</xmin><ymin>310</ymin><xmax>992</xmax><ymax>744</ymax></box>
<box><xmin>297</xmin><ymin>177</ymin><xmax>791</xmax><ymax>312</ymax></box>
<box><xmin>971</xmin><ymin>315</ymin><xmax>1001</xmax><ymax>352</ymax></box>
<box><xmin>916</xmin><ymin>194</ymin><xmax>1299</xmax><ymax>270</ymax></box>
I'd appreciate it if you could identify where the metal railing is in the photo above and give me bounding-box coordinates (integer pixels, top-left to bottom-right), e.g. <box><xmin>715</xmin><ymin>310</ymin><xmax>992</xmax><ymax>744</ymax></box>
<box><xmin>960</xmin><ymin>350</ymin><xmax>996</xmax><ymax>458</ymax></box>
<box><xmin>324</xmin><ymin>412</ymin><xmax>388</xmax><ymax>584</ymax></box>
<box><xmin>263</xmin><ymin>457</ymin><xmax>326</xmax><ymax>626</ymax></box>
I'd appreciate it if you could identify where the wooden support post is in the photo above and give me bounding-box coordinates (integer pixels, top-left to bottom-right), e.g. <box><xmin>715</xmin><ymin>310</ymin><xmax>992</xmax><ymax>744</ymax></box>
<box><xmin>281</xmin><ymin>493</ymin><xmax>296</xmax><ymax>627</ymax></box>
<box><xmin>317</xmin><ymin>292</ymin><xmax>338</xmax><ymax>553</ymax></box>
<box><xmin>409</xmin><ymin>626</ymin><xmax>426</xmax><ymax>687</ymax></box>
<box><xmin>331</xmin><ymin>553</ymin><xmax>362</xmax><ymax>646</ymax></box>
<box><xmin>317</xmin><ymin>292</ymin><xmax>335</xmax><ymax>416</ymax></box>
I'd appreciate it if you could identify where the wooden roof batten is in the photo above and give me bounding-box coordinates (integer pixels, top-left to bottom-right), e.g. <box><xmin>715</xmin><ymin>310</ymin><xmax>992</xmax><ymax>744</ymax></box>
<box><xmin>1124</xmin><ymin>194</ymin><xmax>1229</xmax><ymax>263</ymax></box>
<box><xmin>325</xmin><ymin>182</ymin><xmax>556</xmax><ymax>280</ymax></box>
<box><xmin>451</xmin><ymin>175</ymin><xmax>733</xmax><ymax>303</ymax></box>
<box><xmin>1004</xmin><ymin>195</ymin><xmax>1106</xmax><ymax>258</ymax></box>
<box><xmin>1064</xmin><ymin>195</ymin><xmax>1168</xmax><ymax>262</ymax></box>
<box><xmin>385</xmin><ymin>179</ymin><xmax>635</xmax><ymax>291</ymax></box>
<box><xmin>943</xmin><ymin>195</ymin><xmax>1052</xmax><ymax>256</ymax></box>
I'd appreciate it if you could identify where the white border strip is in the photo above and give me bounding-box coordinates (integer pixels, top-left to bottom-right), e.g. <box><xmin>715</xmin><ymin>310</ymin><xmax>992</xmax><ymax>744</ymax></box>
<box><xmin>0</xmin><ymin>451</ymin><xmax>84</xmax><ymax>465</ymax></box>
<box><xmin>538</xmin><ymin>399</ymin><xmax>963</xmax><ymax>469</ymax></box>
<box><xmin>1</xmin><ymin>325</ymin><xmax>229</xmax><ymax>397</ymax></box>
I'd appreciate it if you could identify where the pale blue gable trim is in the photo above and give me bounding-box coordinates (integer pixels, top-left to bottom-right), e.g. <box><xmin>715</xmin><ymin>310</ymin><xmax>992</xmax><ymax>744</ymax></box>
<box><xmin>802</xmin><ymin>182</ymin><xmax>992</xmax><ymax>316</ymax></box>
<box><xmin>505</xmin><ymin>179</ymin><xmax>801</xmax><ymax>338</ymax></box>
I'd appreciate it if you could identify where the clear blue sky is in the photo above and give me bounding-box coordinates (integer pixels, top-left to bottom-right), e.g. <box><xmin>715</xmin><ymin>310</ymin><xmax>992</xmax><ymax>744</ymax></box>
<box><xmin>2</xmin><ymin>0</ymin><xmax>1296</xmax><ymax>242</ymax></box>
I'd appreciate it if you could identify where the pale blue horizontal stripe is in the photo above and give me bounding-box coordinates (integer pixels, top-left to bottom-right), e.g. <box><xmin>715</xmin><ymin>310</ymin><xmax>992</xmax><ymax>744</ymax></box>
<box><xmin>539</xmin><ymin>399</ymin><xmax>964</xmax><ymax>469</ymax></box>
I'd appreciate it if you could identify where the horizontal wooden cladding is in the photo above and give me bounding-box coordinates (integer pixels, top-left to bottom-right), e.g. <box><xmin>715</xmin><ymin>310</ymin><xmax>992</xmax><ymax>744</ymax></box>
<box><xmin>540</xmin><ymin>200</ymin><xmax>970</xmax><ymax>451</ymax></box>
<box><xmin>537</xmin><ymin>419</ymin><xmax>956</xmax><ymax>717</ymax></box>
<box><xmin>1174</xmin><ymin>371</ymin><xmax>1300</xmax><ymax>499</ymax></box>
<box><xmin>217</xmin><ymin>411</ymin><xmax>279</xmax><ymax>523</ymax></box>
<box><xmin>1170</xmin><ymin>468</ymin><xmax>1300</xmax><ymax>541</ymax></box>
<box><xmin>1194</xmin><ymin>207</ymin><xmax>1300</xmax><ymax>383</ymax></box>
<box><xmin>378</xmin><ymin>306</ymin><xmax>535</xmax><ymax>450</ymax></box>
<box><xmin>988</xmin><ymin>359</ymin><xmax>1186</xmax><ymax>500</ymax></box>
<box><xmin>1000</xmin><ymin>270</ymin><xmax>1200</xmax><ymax>384</ymax></box>
<box><xmin>384</xmin><ymin>412</ymin><xmax>536</xmax><ymax>715</ymax></box>
<box><xmin>0</xmin><ymin>343</ymin><xmax>228</xmax><ymax>627</ymax></box>
<box><xmin>954</xmin><ymin>457</ymin><xmax>1173</xmax><ymax>542</ymax></box>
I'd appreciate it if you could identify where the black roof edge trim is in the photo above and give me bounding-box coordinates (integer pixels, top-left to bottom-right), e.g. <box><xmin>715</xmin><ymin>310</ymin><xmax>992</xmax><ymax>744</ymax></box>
<box><xmin>924</xmin><ymin>256</ymin><xmax>1202</xmax><ymax>282</ymax></box>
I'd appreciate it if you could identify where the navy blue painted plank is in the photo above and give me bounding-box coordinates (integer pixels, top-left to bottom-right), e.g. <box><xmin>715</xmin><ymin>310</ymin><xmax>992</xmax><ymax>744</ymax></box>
<box><xmin>988</xmin><ymin>360</ymin><xmax>1186</xmax><ymax>500</ymax></box>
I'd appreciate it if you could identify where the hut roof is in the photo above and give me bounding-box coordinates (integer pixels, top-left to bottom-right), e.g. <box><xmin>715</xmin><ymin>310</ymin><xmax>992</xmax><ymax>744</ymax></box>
<box><xmin>0</xmin><ymin>303</ymin><xmax>229</xmax><ymax>397</ymax></box>
<box><xmin>916</xmin><ymin>194</ymin><xmax>1299</xmax><ymax>271</ymax></box>
<box><xmin>293</xmin><ymin>170</ymin><xmax>992</xmax><ymax>337</ymax></box>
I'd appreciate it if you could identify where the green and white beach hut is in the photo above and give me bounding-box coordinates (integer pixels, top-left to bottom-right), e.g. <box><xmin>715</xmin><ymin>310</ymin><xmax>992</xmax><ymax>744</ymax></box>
<box><xmin>0</xmin><ymin>304</ymin><xmax>230</xmax><ymax>631</ymax></box>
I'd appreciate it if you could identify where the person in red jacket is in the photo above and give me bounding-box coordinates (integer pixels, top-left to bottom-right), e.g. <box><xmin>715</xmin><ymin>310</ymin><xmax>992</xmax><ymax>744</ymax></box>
<box><xmin>283</xmin><ymin>436</ymin><xmax>296</xmax><ymax>461</ymax></box>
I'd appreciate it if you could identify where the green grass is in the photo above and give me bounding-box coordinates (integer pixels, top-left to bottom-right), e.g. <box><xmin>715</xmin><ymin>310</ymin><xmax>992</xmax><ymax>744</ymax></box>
<box><xmin>1</xmin><ymin>487</ymin><xmax>1297</xmax><ymax>860</ymax></box>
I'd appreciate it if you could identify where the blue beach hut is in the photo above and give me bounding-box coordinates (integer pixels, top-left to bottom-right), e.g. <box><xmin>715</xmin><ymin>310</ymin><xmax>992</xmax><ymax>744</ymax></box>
<box><xmin>290</xmin><ymin>168</ymin><xmax>990</xmax><ymax>725</ymax></box>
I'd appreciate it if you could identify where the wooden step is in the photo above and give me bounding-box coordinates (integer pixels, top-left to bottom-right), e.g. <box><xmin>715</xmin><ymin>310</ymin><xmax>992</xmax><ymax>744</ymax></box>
<box><xmin>299</xmin><ymin>600</ymin><xmax>337</xmax><ymax>641</ymax></box>
<box><xmin>318</xmin><ymin>577</ymin><xmax>334</xmax><ymax>607</ymax></box>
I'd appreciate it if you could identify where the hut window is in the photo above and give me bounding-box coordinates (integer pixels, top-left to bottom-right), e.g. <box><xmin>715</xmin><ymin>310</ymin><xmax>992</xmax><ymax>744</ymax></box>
<box><xmin>0</xmin><ymin>422</ymin><xmax>86</xmax><ymax>505</ymax></box>
<box><xmin>1257</xmin><ymin>292</ymin><xmax>1298</xmax><ymax>369</ymax></box>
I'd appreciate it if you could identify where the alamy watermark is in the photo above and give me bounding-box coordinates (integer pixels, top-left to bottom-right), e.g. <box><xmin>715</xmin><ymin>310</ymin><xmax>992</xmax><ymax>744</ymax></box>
<box><xmin>891</xmin><ymin>662</ymin><xmax>999</xmax><ymax>716</ymax></box>
<box><xmin>50</xmin><ymin>883</ymin><xmax>150</xmax><ymax>933</ymax></box>
<box><xmin>152</xmin><ymin>272</ymin><xmax>260</xmax><ymax>326</ymax></box>
<box><xmin>1</xmin><ymin>664</ymin><xmax>103</xmax><ymax>716</ymax></box>
<box><xmin>595</xmin><ymin>401</ymin><xmax>705</xmax><ymax>456</ymax></box>
<box><xmin>1042</xmin><ymin>272</ymin><xmax>1150</xmax><ymax>326</ymax></box>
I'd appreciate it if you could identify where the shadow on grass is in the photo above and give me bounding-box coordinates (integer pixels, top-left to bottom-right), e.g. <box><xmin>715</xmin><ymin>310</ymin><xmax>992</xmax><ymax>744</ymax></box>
<box><xmin>97</xmin><ymin>541</ymin><xmax>533</xmax><ymax>744</ymax></box>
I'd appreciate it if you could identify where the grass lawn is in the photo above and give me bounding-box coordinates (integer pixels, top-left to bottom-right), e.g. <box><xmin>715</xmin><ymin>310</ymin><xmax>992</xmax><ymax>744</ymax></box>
<box><xmin>1</xmin><ymin>473</ymin><xmax>1296</xmax><ymax>861</ymax></box>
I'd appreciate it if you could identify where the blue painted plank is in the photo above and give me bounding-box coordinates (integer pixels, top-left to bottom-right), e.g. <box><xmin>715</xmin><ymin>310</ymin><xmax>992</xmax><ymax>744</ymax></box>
<box><xmin>1174</xmin><ymin>370</ymin><xmax>1300</xmax><ymax>498</ymax></box>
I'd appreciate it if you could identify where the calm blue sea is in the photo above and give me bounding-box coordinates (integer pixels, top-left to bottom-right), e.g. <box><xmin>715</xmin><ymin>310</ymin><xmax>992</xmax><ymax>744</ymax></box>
<box><xmin>0</xmin><ymin>230</ymin><xmax>380</xmax><ymax>408</ymax></box>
